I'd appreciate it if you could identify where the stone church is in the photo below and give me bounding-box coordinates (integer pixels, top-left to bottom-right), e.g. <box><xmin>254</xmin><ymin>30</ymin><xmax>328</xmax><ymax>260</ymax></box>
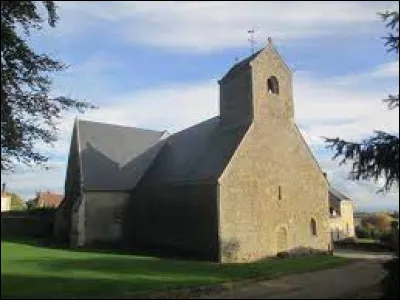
<box><xmin>55</xmin><ymin>39</ymin><xmax>333</xmax><ymax>263</ymax></box>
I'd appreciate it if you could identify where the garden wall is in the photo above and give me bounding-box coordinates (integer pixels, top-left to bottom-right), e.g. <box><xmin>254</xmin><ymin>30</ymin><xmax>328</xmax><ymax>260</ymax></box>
<box><xmin>1</xmin><ymin>209</ymin><xmax>55</xmax><ymax>238</ymax></box>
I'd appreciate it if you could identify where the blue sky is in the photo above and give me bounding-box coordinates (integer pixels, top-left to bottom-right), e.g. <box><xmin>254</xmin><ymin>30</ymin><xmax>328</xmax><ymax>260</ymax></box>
<box><xmin>2</xmin><ymin>1</ymin><xmax>399</xmax><ymax>212</ymax></box>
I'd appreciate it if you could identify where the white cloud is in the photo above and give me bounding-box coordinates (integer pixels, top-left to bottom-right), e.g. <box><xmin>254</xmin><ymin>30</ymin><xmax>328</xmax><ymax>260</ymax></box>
<box><xmin>52</xmin><ymin>1</ymin><xmax>398</xmax><ymax>52</ymax></box>
<box><xmin>325</xmin><ymin>60</ymin><xmax>399</xmax><ymax>86</ymax></box>
<box><xmin>371</xmin><ymin>60</ymin><xmax>400</xmax><ymax>78</ymax></box>
<box><xmin>77</xmin><ymin>80</ymin><xmax>219</xmax><ymax>132</ymax></box>
<box><xmin>294</xmin><ymin>63</ymin><xmax>399</xmax><ymax>145</ymax></box>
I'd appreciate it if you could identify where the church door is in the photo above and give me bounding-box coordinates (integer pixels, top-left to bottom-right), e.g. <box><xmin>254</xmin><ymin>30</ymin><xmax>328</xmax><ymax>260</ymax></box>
<box><xmin>276</xmin><ymin>227</ymin><xmax>287</xmax><ymax>253</ymax></box>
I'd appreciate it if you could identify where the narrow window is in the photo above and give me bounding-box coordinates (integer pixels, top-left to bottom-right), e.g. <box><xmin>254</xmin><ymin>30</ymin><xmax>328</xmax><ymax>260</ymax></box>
<box><xmin>267</xmin><ymin>76</ymin><xmax>279</xmax><ymax>94</ymax></box>
<box><xmin>311</xmin><ymin>218</ymin><xmax>317</xmax><ymax>236</ymax></box>
<box><xmin>278</xmin><ymin>186</ymin><xmax>282</xmax><ymax>200</ymax></box>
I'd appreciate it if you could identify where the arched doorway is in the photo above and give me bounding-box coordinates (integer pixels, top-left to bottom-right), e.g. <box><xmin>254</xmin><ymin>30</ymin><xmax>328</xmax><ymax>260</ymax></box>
<box><xmin>276</xmin><ymin>226</ymin><xmax>287</xmax><ymax>253</ymax></box>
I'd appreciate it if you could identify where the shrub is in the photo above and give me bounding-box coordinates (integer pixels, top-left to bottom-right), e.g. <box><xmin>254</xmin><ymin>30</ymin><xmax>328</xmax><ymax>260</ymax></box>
<box><xmin>277</xmin><ymin>251</ymin><xmax>290</xmax><ymax>258</ymax></box>
<box><xmin>391</xmin><ymin>227</ymin><xmax>399</xmax><ymax>256</ymax></box>
<box><xmin>391</xmin><ymin>220</ymin><xmax>399</xmax><ymax>230</ymax></box>
<box><xmin>288</xmin><ymin>247</ymin><xmax>312</xmax><ymax>257</ymax></box>
<box><xmin>380</xmin><ymin>232</ymin><xmax>393</xmax><ymax>246</ymax></box>
<box><xmin>341</xmin><ymin>237</ymin><xmax>358</xmax><ymax>244</ymax></box>
<box><xmin>355</xmin><ymin>226</ymin><xmax>370</xmax><ymax>238</ymax></box>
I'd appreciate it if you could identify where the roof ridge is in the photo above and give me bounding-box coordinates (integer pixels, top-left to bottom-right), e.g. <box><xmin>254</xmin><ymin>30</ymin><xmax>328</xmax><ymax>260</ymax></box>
<box><xmin>219</xmin><ymin>48</ymin><xmax>264</xmax><ymax>83</ymax></box>
<box><xmin>77</xmin><ymin>118</ymin><xmax>165</xmax><ymax>135</ymax></box>
<box><xmin>329</xmin><ymin>185</ymin><xmax>350</xmax><ymax>200</ymax></box>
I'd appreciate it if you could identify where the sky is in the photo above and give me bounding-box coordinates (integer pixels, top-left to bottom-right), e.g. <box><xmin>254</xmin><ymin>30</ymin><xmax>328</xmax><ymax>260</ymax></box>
<box><xmin>2</xmin><ymin>1</ymin><xmax>399</xmax><ymax>212</ymax></box>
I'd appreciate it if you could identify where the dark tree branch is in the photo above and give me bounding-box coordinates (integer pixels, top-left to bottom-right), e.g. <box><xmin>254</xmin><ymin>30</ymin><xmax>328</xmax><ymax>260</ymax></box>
<box><xmin>1</xmin><ymin>1</ymin><xmax>96</xmax><ymax>171</ymax></box>
<box><xmin>324</xmin><ymin>10</ymin><xmax>399</xmax><ymax>192</ymax></box>
<box><xmin>324</xmin><ymin>132</ymin><xmax>399</xmax><ymax>192</ymax></box>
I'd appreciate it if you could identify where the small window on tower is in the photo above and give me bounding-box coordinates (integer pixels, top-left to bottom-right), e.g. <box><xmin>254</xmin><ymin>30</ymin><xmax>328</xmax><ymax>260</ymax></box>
<box><xmin>311</xmin><ymin>218</ymin><xmax>317</xmax><ymax>236</ymax></box>
<box><xmin>267</xmin><ymin>76</ymin><xmax>279</xmax><ymax>95</ymax></box>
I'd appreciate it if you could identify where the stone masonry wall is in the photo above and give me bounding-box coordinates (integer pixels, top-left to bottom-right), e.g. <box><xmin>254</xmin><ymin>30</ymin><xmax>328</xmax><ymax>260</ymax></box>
<box><xmin>329</xmin><ymin>200</ymin><xmax>355</xmax><ymax>241</ymax></box>
<box><xmin>127</xmin><ymin>182</ymin><xmax>219</xmax><ymax>261</ymax></box>
<box><xmin>84</xmin><ymin>191</ymin><xmax>131</xmax><ymax>245</ymax></box>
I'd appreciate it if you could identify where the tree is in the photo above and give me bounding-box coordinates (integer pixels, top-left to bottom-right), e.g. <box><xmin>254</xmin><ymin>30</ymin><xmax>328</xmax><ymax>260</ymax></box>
<box><xmin>324</xmin><ymin>11</ymin><xmax>399</xmax><ymax>192</ymax></box>
<box><xmin>1</xmin><ymin>1</ymin><xmax>95</xmax><ymax>171</ymax></box>
<box><xmin>8</xmin><ymin>192</ymin><xmax>26</xmax><ymax>210</ymax></box>
<box><xmin>25</xmin><ymin>198</ymin><xmax>36</xmax><ymax>210</ymax></box>
<box><xmin>362</xmin><ymin>213</ymin><xmax>392</xmax><ymax>233</ymax></box>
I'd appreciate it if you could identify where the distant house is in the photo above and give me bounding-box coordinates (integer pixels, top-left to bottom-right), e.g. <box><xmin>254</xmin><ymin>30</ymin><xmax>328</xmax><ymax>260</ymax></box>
<box><xmin>30</xmin><ymin>191</ymin><xmax>63</xmax><ymax>208</ymax></box>
<box><xmin>1</xmin><ymin>192</ymin><xmax>11</xmax><ymax>212</ymax></box>
<box><xmin>328</xmin><ymin>187</ymin><xmax>355</xmax><ymax>241</ymax></box>
<box><xmin>1</xmin><ymin>183</ymin><xmax>11</xmax><ymax>212</ymax></box>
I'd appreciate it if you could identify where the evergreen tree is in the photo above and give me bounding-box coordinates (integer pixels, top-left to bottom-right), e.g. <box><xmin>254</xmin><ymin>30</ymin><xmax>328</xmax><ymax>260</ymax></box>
<box><xmin>324</xmin><ymin>11</ymin><xmax>399</xmax><ymax>192</ymax></box>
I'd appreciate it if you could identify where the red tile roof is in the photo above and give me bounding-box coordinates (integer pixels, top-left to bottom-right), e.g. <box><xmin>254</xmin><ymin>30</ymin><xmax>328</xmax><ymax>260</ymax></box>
<box><xmin>36</xmin><ymin>192</ymin><xmax>63</xmax><ymax>208</ymax></box>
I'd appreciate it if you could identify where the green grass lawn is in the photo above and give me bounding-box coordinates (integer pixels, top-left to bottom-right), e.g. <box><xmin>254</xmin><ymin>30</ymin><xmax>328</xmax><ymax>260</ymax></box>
<box><xmin>1</xmin><ymin>238</ymin><xmax>349</xmax><ymax>299</ymax></box>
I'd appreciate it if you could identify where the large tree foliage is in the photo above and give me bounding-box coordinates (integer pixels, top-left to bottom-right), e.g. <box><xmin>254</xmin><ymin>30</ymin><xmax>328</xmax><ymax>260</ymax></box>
<box><xmin>325</xmin><ymin>11</ymin><xmax>399</xmax><ymax>192</ymax></box>
<box><xmin>8</xmin><ymin>192</ymin><xmax>26</xmax><ymax>210</ymax></box>
<box><xmin>1</xmin><ymin>1</ymin><xmax>94</xmax><ymax>171</ymax></box>
<box><xmin>361</xmin><ymin>213</ymin><xmax>393</xmax><ymax>233</ymax></box>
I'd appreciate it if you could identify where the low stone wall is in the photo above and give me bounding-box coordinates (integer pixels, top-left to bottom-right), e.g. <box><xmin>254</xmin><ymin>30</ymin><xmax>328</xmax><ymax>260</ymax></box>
<box><xmin>334</xmin><ymin>239</ymin><xmax>393</xmax><ymax>252</ymax></box>
<box><xmin>1</xmin><ymin>210</ymin><xmax>55</xmax><ymax>238</ymax></box>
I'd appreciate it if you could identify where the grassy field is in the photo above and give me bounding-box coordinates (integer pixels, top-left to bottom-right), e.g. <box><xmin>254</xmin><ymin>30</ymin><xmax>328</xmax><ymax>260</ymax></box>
<box><xmin>1</xmin><ymin>238</ymin><xmax>349</xmax><ymax>299</ymax></box>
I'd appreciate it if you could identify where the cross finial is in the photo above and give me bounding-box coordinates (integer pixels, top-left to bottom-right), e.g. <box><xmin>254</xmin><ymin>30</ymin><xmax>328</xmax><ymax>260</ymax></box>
<box><xmin>267</xmin><ymin>37</ymin><xmax>273</xmax><ymax>46</ymax></box>
<box><xmin>247</xmin><ymin>29</ymin><xmax>256</xmax><ymax>54</ymax></box>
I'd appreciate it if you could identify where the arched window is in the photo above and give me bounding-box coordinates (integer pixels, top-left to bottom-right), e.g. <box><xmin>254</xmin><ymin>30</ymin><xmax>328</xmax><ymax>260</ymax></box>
<box><xmin>267</xmin><ymin>76</ymin><xmax>279</xmax><ymax>95</ymax></box>
<box><xmin>310</xmin><ymin>218</ymin><xmax>317</xmax><ymax>236</ymax></box>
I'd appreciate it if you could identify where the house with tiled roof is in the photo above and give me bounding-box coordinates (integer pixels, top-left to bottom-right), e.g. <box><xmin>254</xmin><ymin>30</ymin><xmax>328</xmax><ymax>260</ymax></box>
<box><xmin>31</xmin><ymin>191</ymin><xmax>63</xmax><ymax>209</ymax></box>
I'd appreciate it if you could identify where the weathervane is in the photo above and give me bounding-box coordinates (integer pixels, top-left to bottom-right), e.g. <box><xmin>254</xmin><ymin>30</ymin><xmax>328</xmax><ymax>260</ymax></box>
<box><xmin>247</xmin><ymin>29</ymin><xmax>255</xmax><ymax>54</ymax></box>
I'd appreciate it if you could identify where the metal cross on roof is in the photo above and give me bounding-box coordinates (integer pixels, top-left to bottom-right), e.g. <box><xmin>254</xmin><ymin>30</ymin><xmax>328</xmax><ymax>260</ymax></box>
<box><xmin>248</xmin><ymin>29</ymin><xmax>256</xmax><ymax>54</ymax></box>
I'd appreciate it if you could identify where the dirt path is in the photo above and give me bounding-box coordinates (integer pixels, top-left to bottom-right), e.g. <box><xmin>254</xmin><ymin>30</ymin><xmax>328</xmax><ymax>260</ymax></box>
<box><xmin>333</xmin><ymin>248</ymin><xmax>395</xmax><ymax>261</ymax></box>
<box><xmin>199</xmin><ymin>258</ymin><xmax>389</xmax><ymax>299</ymax></box>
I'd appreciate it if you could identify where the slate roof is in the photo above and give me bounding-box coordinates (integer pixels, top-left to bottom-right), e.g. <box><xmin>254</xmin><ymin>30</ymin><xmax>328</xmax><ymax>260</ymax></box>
<box><xmin>34</xmin><ymin>192</ymin><xmax>63</xmax><ymax>208</ymax></box>
<box><xmin>76</xmin><ymin>120</ymin><xmax>168</xmax><ymax>191</ymax></box>
<box><xmin>139</xmin><ymin>117</ymin><xmax>250</xmax><ymax>186</ymax></box>
<box><xmin>329</xmin><ymin>186</ymin><xmax>350</xmax><ymax>201</ymax></box>
<box><xmin>220</xmin><ymin>49</ymin><xmax>263</xmax><ymax>83</ymax></box>
<box><xmin>75</xmin><ymin>117</ymin><xmax>250</xmax><ymax>190</ymax></box>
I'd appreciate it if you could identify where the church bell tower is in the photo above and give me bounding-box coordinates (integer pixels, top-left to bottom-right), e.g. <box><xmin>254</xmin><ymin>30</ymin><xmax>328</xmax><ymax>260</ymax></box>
<box><xmin>219</xmin><ymin>38</ymin><xmax>294</xmax><ymax>127</ymax></box>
